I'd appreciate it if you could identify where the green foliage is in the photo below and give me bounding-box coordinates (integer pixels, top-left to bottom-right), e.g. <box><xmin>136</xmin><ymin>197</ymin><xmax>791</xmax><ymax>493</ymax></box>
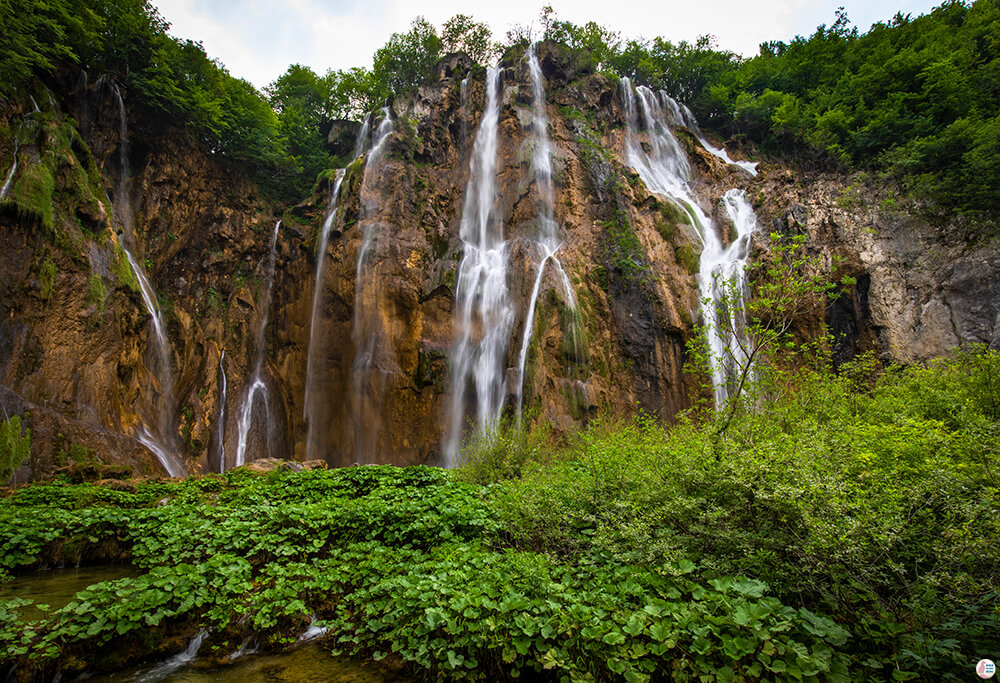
<box><xmin>38</xmin><ymin>257</ymin><xmax>57</xmax><ymax>301</ymax></box>
<box><xmin>372</xmin><ymin>17</ymin><xmax>443</xmax><ymax>97</ymax></box>
<box><xmin>0</xmin><ymin>466</ymin><xmax>850</xmax><ymax>680</ymax></box>
<box><xmin>10</xmin><ymin>161</ymin><xmax>55</xmax><ymax>231</ymax></box>
<box><xmin>454</xmin><ymin>418</ymin><xmax>551</xmax><ymax>485</ymax></box>
<box><xmin>0</xmin><ymin>0</ymin><xmax>102</xmax><ymax>98</ymax></box>
<box><xmin>441</xmin><ymin>14</ymin><xmax>499</xmax><ymax>65</ymax></box>
<box><xmin>492</xmin><ymin>349</ymin><xmax>1000</xmax><ymax>680</ymax></box>
<box><xmin>265</xmin><ymin>64</ymin><xmax>333</xmax><ymax>189</ymax></box>
<box><xmin>0</xmin><ymin>417</ymin><xmax>30</xmax><ymax>484</ymax></box>
<box><xmin>86</xmin><ymin>273</ymin><xmax>106</xmax><ymax>319</ymax></box>
<box><xmin>111</xmin><ymin>244</ymin><xmax>138</xmax><ymax>292</ymax></box>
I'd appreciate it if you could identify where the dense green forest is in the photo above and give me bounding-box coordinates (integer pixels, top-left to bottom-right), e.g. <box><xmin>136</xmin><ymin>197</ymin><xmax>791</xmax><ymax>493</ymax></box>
<box><xmin>2</xmin><ymin>0</ymin><xmax>998</xmax><ymax>217</ymax></box>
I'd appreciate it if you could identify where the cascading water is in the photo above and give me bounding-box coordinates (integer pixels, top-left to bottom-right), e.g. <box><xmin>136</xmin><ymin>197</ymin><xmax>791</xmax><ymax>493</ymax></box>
<box><xmin>444</xmin><ymin>66</ymin><xmax>513</xmax><ymax>466</ymax></box>
<box><xmin>110</xmin><ymin>86</ymin><xmax>184</xmax><ymax>477</ymax></box>
<box><xmin>233</xmin><ymin>220</ymin><xmax>281</xmax><ymax>468</ymax></box>
<box><xmin>513</xmin><ymin>46</ymin><xmax>579</xmax><ymax>418</ymax></box>
<box><xmin>350</xmin><ymin>110</ymin><xmax>394</xmax><ymax>463</ymax></box>
<box><xmin>707</xmin><ymin>189</ymin><xmax>758</xmax><ymax>401</ymax></box>
<box><xmin>621</xmin><ymin>79</ymin><xmax>758</xmax><ymax>407</ymax></box>
<box><xmin>660</xmin><ymin>94</ymin><xmax>758</xmax><ymax>176</ymax></box>
<box><xmin>0</xmin><ymin>139</ymin><xmax>18</xmax><ymax>199</ymax></box>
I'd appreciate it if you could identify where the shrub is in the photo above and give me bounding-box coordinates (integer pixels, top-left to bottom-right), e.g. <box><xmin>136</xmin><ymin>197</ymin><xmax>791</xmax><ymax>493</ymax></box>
<box><xmin>0</xmin><ymin>416</ymin><xmax>30</xmax><ymax>484</ymax></box>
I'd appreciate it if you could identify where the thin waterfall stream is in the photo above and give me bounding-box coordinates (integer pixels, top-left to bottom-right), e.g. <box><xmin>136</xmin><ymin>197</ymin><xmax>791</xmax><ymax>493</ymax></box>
<box><xmin>110</xmin><ymin>85</ymin><xmax>184</xmax><ymax>476</ymax></box>
<box><xmin>303</xmin><ymin>169</ymin><xmax>345</xmax><ymax>461</ymax></box>
<box><xmin>233</xmin><ymin>220</ymin><xmax>281</xmax><ymax>469</ymax></box>
<box><xmin>444</xmin><ymin>66</ymin><xmax>511</xmax><ymax>466</ymax></box>
<box><xmin>661</xmin><ymin>94</ymin><xmax>758</xmax><ymax>176</ymax></box>
<box><xmin>214</xmin><ymin>349</ymin><xmax>228</xmax><ymax>472</ymax></box>
<box><xmin>0</xmin><ymin>138</ymin><xmax>18</xmax><ymax>199</ymax></box>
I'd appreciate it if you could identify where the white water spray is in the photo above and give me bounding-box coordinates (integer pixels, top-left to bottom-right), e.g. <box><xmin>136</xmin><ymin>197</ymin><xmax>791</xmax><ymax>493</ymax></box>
<box><xmin>214</xmin><ymin>350</ymin><xmax>227</xmax><ymax>472</ymax></box>
<box><xmin>444</xmin><ymin>66</ymin><xmax>513</xmax><ymax>466</ymax></box>
<box><xmin>303</xmin><ymin>169</ymin><xmax>345</xmax><ymax>461</ymax></box>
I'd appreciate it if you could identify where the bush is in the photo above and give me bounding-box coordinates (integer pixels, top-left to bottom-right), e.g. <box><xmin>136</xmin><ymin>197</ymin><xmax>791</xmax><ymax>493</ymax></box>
<box><xmin>0</xmin><ymin>416</ymin><xmax>30</xmax><ymax>484</ymax></box>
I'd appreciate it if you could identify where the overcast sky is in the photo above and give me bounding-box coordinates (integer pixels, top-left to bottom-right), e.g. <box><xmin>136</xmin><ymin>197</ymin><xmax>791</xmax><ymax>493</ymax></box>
<box><xmin>151</xmin><ymin>0</ymin><xmax>945</xmax><ymax>90</ymax></box>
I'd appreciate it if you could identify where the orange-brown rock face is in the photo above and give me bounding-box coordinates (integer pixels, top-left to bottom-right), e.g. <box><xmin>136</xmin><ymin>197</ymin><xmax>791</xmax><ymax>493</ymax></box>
<box><xmin>2</xmin><ymin>44</ymin><xmax>996</xmax><ymax>480</ymax></box>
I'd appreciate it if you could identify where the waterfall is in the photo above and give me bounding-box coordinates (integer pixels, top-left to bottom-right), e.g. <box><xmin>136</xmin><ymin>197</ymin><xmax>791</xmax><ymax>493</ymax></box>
<box><xmin>444</xmin><ymin>66</ymin><xmax>513</xmax><ymax>466</ymax></box>
<box><xmin>303</xmin><ymin>169</ymin><xmax>345</xmax><ymax>461</ymax></box>
<box><xmin>621</xmin><ymin>79</ymin><xmax>758</xmax><ymax>408</ymax></box>
<box><xmin>234</xmin><ymin>220</ymin><xmax>281</xmax><ymax>468</ymax></box>
<box><xmin>214</xmin><ymin>350</ymin><xmax>227</xmax><ymax>472</ymax></box>
<box><xmin>707</xmin><ymin>190</ymin><xmax>757</xmax><ymax>402</ymax></box>
<box><xmin>513</xmin><ymin>46</ymin><xmax>579</xmax><ymax>419</ymax></box>
<box><xmin>350</xmin><ymin>110</ymin><xmax>394</xmax><ymax>463</ymax></box>
<box><xmin>303</xmin><ymin>116</ymin><xmax>372</xmax><ymax>462</ymax></box>
<box><xmin>137</xmin><ymin>629</ymin><xmax>207</xmax><ymax>681</ymax></box>
<box><xmin>110</xmin><ymin>86</ymin><xmax>185</xmax><ymax>477</ymax></box>
<box><xmin>0</xmin><ymin>139</ymin><xmax>18</xmax><ymax>199</ymax></box>
<box><xmin>660</xmin><ymin>94</ymin><xmax>758</xmax><ymax>176</ymax></box>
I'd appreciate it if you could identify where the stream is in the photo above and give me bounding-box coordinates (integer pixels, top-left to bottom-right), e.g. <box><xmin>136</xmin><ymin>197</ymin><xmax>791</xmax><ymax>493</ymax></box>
<box><xmin>0</xmin><ymin>567</ymin><xmax>411</xmax><ymax>682</ymax></box>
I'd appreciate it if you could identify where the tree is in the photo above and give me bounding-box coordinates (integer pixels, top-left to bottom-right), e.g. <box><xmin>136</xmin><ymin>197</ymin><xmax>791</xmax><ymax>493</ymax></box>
<box><xmin>372</xmin><ymin>17</ymin><xmax>443</xmax><ymax>96</ymax></box>
<box><xmin>690</xmin><ymin>233</ymin><xmax>836</xmax><ymax>434</ymax></box>
<box><xmin>441</xmin><ymin>14</ymin><xmax>498</xmax><ymax>65</ymax></box>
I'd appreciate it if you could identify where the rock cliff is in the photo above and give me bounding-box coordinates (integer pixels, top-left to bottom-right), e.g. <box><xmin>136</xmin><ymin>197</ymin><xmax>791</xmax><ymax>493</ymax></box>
<box><xmin>1</xmin><ymin>43</ymin><xmax>997</xmax><ymax>478</ymax></box>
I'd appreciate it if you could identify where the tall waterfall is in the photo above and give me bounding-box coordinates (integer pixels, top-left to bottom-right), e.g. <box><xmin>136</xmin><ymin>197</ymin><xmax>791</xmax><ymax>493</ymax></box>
<box><xmin>621</xmin><ymin>79</ymin><xmax>758</xmax><ymax>407</ymax></box>
<box><xmin>303</xmin><ymin>116</ymin><xmax>372</xmax><ymax>462</ymax></box>
<box><xmin>444</xmin><ymin>66</ymin><xmax>512</xmax><ymax>466</ymax></box>
<box><xmin>234</xmin><ymin>220</ymin><xmax>281</xmax><ymax>468</ymax></box>
<box><xmin>513</xmin><ymin>46</ymin><xmax>578</xmax><ymax>419</ymax></box>
<box><xmin>351</xmin><ymin>110</ymin><xmax>394</xmax><ymax>463</ymax></box>
<box><xmin>110</xmin><ymin>86</ymin><xmax>185</xmax><ymax>477</ymax></box>
<box><xmin>303</xmin><ymin>169</ymin><xmax>345</xmax><ymax>462</ymax></box>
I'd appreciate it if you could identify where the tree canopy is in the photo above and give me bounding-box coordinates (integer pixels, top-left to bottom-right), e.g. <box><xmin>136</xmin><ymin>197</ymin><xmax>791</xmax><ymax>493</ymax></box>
<box><xmin>2</xmin><ymin>0</ymin><xmax>997</xmax><ymax>217</ymax></box>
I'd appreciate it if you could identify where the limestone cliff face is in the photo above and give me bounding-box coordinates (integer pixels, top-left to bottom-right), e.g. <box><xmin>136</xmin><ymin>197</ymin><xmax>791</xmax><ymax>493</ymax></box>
<box><xmin>1</xmin><ymin>43</ymin><xmax>997</xmax><ymax>479</ymax></box>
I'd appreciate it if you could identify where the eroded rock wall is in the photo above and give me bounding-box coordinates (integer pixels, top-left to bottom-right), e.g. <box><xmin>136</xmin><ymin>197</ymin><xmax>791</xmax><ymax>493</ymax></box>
<box><xmin>1</xmin><ymin>43</ymin><xmax>996</xmax><ymax>479</ymax></box>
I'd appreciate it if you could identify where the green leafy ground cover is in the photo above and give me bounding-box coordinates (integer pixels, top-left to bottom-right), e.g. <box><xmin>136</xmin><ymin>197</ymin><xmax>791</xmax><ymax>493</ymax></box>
<box><xmin>0</xmin><ymin>349</ymin><xmax>997</xmax><ymax>681</ymax></box>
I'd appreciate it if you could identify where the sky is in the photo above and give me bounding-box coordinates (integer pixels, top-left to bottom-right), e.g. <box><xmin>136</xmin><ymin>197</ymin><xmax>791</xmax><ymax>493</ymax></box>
<box><xmin>150</xmin><ymin>0</ymin><xmax>946</xmax><ymax>90</ymax></box>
